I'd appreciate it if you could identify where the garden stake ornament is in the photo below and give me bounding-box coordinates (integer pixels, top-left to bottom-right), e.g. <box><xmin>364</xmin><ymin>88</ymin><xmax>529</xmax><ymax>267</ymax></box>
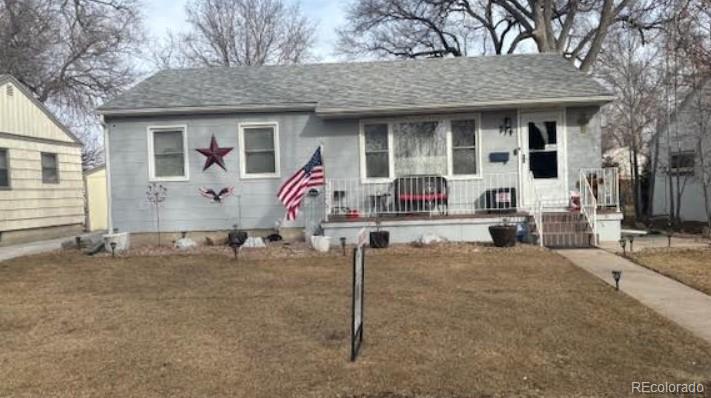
<box><xmin>146</xmin><ymin>183</ymin><xmax>168</xmax><ymax>246</ymax></box>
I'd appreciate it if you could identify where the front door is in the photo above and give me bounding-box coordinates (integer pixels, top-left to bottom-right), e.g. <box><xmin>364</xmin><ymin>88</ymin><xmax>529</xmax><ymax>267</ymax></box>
<box><xmin>521</xmin><ymin>111</ymin><xmax>567</xmax><ymax>206</ymax></box>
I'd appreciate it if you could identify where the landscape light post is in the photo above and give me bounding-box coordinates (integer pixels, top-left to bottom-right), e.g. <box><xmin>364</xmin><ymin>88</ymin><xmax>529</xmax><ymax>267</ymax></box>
<box><xmin>612</xmin><ymin>270</ymin><xmax>622</xmax><ymax>291</ymax></box>
<box><xmin>619</xmin><ymin>238</ymin><xmax>627</xmax><ymax>256</ymax></box>
<box><xmin>340</xmin><ymin>237</ymin><xmax>347</xmax><ymax>256</ymax></box>
<box><xmin>110</xmin><ymin>241</ymin><xmax>117</xmax><ymax>258</ymax></box>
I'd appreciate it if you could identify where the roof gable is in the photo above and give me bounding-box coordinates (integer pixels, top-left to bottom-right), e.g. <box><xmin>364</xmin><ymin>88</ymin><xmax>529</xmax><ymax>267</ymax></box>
<box><xmin>0</xmin><ymin>75</ymin><xmax>82</xmax><ymax>145</ymax></box>
<box><xmin>99</xmin><ymin>54</ymin><xmax>614</xmax><ymax>117</ymax></box>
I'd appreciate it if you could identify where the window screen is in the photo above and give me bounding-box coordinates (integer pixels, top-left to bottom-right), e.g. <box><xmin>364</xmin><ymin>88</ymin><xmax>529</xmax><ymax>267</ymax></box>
<box><xmin>243</xmin><ymin>126</ymin><xmax>276</xmax><ymax>175</ymax></box>
<box><xmin>364</xmin><ymin>123</ymin><xmax>389</xmax><ymax>178</ymax></box>
<box><xmin>451</xmin><ymin>119</ymin><xmax>477</xmax><ymax>175</ymax></box>
<box><xmin>153</xmin><ymin>130</ymin><xmax>186</xmax><ymax>178</ymax></box>
<box><xmin>0</xmin><ymin>148</ymin><xmax>9</xmax><ymax>188</ymax></box>
<box><xmin>41</xmin><ymin>152</ymin><xmax>59</xmax><ymax>184</ymax></box>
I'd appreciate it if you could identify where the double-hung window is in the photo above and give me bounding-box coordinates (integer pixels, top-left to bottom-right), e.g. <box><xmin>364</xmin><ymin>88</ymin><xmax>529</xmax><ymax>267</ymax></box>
<box><xmin>239</xmin><ymin>123</ymin><xmax>279</xmax><ymax>178</ymax></box>
<box><xmin>41</xmin><ymin>152</ymin><xmax>59</xmax><ymax>184</ymax></box>
<box><xmin>0</xmin><ymin>148</ymin><xmax>9</xmax><ymax>189</ymax></box>
<box><xmin>363</xmin><ymin>123</ymin><xmax>390</xmax><ymax>179</ymax></box>
<box><xmin>148</xmin><ymin>126</ymin><xmax>188</xmax><ymax>181</ymax></box>
<box><xmin>451</xmin><ymin>119</ymin><xmax>478</xmax><ymax>176</ymax></box>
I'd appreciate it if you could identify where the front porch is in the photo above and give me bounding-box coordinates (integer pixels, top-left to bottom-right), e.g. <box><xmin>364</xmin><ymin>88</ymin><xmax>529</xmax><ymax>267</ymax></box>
<box><xmin>320</xmin><ymin>167</ymin><xmax>621</xmax><ymax>246</ymax></box>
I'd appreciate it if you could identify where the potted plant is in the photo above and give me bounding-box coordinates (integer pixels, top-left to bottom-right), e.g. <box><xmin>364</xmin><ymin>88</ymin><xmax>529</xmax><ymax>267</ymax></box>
<box><xmin>488</xmin><ymin>218</ymin><xmax>517</xmax><ymax>247</ymax></box>
<box><xmin>369</xmin><ymin>218</ymin><xmax>390</xmax><ymax>249</ymax></box>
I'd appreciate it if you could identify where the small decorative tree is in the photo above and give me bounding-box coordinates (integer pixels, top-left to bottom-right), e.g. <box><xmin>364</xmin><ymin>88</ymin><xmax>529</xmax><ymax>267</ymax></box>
<box><xmin>146</xmin><ymin>183</ymin><xmax>168</xmax><ymax>246</ymax></box>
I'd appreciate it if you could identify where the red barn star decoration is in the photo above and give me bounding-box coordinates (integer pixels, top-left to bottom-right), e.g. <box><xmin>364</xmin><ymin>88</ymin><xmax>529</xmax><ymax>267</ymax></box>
<box><xmin>196</xmin><ymin>135</ymin><xmax>233</xmax><ymax>171</ymax></box>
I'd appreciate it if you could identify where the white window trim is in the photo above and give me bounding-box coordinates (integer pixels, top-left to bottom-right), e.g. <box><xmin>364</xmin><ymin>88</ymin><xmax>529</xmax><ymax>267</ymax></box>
<box><xmin>238</xmin><ymin>121</ymin><xmax>281</xmax><ymax>179</ymax></box>
<box><xmin>359</xmin><ymin>114</ymin><xmax>482</xmax><ymax>183</ymax></box>
<box><xmin>147</xmin><ymin>125</ymin><xmax>190</xmax><ymax>182</ymax></box>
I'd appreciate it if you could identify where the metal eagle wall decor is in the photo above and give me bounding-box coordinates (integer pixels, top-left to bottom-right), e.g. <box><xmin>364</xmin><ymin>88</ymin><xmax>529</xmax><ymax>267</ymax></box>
<box><xmin>196</xmin><ymin>135</ymin><xmax>233</xmax><ymax>171</ymax></box>
<box><xmin>199</xmin><ymin>187</ymin><xmax>235</xmax><ymax>203</ymax></box>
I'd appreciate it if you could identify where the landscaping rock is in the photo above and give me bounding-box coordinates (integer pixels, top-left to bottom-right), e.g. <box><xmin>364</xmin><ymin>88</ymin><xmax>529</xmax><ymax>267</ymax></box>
<box><xmin>174</xmin><ymin>238</ymin><xmax>197</xmax><ymax>251</ymax></box>
<box><xmin>243</xmin><ymin>237</ymin><xmax>266</xmax><ymax>248</ymax></box>
<box><xmin>418</xmin><ymin>233</ymin><xmax>445</xmax><ymax>245</ymax></box>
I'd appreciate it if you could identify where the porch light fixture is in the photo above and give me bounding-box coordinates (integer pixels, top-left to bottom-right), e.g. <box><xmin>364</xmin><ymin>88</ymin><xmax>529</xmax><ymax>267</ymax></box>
<box><xmin>340</xmin><ymin>237</ymin><xmax>347</xmax><ymax>256</ymax></box>
<box><xmin>499</xmin><ymin>117</ymin><xmax>512</xmax><ymax>135</ymax></box>
<box><xmin>619</xmin><ymin>238</ymin><xmax>626</xmax><ymax>255</ymax></box>
<box><xmin>110</xmin><ymin>241</ymin><xmax>117</xmax><ymax>257</ymax></box>
<box><xmin>612</xmin><ymin>270</ymin><xmax>622</xmax><ymax>290</ymax></box>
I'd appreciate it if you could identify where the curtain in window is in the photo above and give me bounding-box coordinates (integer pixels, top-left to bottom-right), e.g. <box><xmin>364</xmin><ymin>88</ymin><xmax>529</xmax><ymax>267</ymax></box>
<box><xmin>393</xmin><ymin>121</ymin><xmax>447</xmax><ymax>176</ymax></box>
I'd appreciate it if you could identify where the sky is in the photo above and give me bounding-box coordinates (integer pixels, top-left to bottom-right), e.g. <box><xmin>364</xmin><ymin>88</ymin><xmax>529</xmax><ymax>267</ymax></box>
<box><xmin>142</xmin><ymin>0</ymin><xmax>347</xmax><ymax>62</ymax></box>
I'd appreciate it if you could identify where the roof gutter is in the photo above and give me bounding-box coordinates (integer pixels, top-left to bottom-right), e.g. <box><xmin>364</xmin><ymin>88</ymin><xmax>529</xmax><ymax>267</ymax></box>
<box><xmin>97</xmin><ymin>103</ymin><xmax>317</xmax><ymax>118</ymax></box>
<box><xmin>315</xmin><ymin>96</ymin><xmax>616</xmax><ymax>119</ymax></box>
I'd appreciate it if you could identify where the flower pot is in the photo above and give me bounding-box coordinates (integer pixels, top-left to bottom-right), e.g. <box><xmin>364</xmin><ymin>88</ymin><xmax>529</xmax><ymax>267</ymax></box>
<box><xmin>488</xmin><ymin>225</ymin><xmax>517</xmax><ymax>247</ymax></box>
<box><xmin>310</xmin><ymin>235</ymin><xmax>331</xmax><ymax>253</ymax></box>
<box><xmin>369</xmin><ymin>231</ymin><xmax>390</xmax><ymax>249</ymax></box>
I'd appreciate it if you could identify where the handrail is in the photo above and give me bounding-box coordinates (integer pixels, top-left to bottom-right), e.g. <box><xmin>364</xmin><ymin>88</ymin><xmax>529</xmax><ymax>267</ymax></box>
<box><xmin>579</xmin><ymin>167</ymin><xmax>620</xmax><ymax>210</ymax></box>
<box><xmin>579</xmin><ymin>171</ymin><xmax>598</xmax><ymax>246</ymax></box>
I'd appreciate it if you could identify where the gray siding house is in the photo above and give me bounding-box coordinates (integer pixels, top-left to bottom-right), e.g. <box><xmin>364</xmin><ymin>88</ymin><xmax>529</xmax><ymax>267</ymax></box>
<box><xmin>98</xmin><ymin>54</ymin><xmax>622</xmax><ymax>247</ymax></box>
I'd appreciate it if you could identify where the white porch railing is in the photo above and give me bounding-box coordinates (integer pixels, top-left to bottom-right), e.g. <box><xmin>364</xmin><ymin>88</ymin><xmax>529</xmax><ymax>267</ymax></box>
<box><xmin>579</xmin><ymin>170</ymin><xmax>599</xmax><ymax>245</ymax></box>
<box><xmin>580</xmin><ymin>167</ymin><xmax>620</xmax><ymax>210</ymax></box>
<box><xmin>523</xmin><ymin>171</ymin><xmax>544</xmax><ymax>246</ymax></box>
<box><xmin>324</xmin><ymin>173</ymin><xmax>520</xmax><ymax>220</ymax></box>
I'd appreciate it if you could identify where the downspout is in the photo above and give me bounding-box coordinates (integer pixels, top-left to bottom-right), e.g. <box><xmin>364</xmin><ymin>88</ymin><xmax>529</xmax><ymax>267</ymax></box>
<box><xmin>101</xmin><ymin>115</ymin><xmax>113</xmax><ymax>233</ymax></box>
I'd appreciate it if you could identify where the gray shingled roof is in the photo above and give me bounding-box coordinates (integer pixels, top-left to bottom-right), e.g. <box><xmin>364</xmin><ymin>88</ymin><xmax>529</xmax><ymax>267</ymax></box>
<box><xmin>98</xmin><ymin>53</ymin><xmax>613</xmax><ymax>116</ymax></box>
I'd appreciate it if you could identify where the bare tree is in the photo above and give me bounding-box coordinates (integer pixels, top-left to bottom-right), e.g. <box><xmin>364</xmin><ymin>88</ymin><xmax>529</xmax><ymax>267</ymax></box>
<box><xmin>338</xmin><ymin>0</ymin><xmax>672</xmax><ymax>71</ymax></box>
<box><xmin>0</xmin><ymin>0</ymin><xmax>143</xmax><ymax>167</ymax></box>
<box><xmin>160</xmin><ymin>0</ymin><xmax>316</xmax><ymax>68</ymax></box>
<box><xmin>598</xmin><ymin>26</ymin><xmax>661</xmax><ymax>221</ymax></box>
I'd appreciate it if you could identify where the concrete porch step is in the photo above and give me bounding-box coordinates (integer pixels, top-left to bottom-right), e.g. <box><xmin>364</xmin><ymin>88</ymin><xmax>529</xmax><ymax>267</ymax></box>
<box><xmin>529</xmin><ymin>211</ymin><xmax>596</xmax><ymax>248</ymax></box>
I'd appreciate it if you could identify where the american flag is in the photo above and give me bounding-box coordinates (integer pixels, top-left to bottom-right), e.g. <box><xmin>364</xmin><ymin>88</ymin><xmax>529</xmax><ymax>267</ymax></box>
<box><xmin>277</xmin><ymin>147</ymin><xmax>325</xmax><ymax>221</ymax></box>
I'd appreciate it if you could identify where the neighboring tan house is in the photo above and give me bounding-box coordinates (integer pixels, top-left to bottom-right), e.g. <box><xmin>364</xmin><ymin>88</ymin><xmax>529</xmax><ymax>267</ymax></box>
<box><xmin>0</xmin><ymin>74</ymin><xmax>84</xmax><ymax>245</ymax></box>
<box><xmin>651</xmin><ymin>78</ymin><xmax>711</xmax><ymax>224</ymax></box>
<box><xmin>98</xmin><ymin>54</ymin><xmax>622</xmax><ymax>247</ymax></box>
<box><xmin>84</xmin><ymin>164</ymin><xmax>108</xmax><ymax>232</ymax></box>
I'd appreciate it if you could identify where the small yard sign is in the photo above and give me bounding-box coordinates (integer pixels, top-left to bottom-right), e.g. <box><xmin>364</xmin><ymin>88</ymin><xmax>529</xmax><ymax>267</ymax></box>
<box><xmin>351</xmin><ymin>229</ymin><xmax>366</xmax><ymax>362</ymax></box>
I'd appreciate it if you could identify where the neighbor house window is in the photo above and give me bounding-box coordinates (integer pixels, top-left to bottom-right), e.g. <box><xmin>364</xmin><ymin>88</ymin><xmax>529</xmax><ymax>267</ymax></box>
<box><xmin>363</xmin><ymin>123</ymin><xmax>390</xmax><ymax>179</ymax></box>
<box><xmin>670</xmin><ymin>151</ymin><xmax>695</xmax><ymax>175</ymax></box>
<box><xmin>41</xmin><ymin>152</ymin><xmax>59</xmax><ymax>184</ymax></box>
<box><xmin>0</xmin><ymin>148</ymin><xmax>9</xmax><ymax>188</ymax></box>
<box><xmin>239</xmin><ymin>123</ymin><xmax>279</xmax><ymax>178</ymax></box>
<box><xmin>528</xmin><ymin>121</ymin><xmax>558</xmax><ymax>179</ymax></box>
<box><xmin>148</xmin><ymin>126</ymin><xmax>188</xmax><ymax>180</ymax></box>
<box><xmin>451</xmin><ymin>119</ymin><xmax>478</xmax><ymax>175</ymax></box>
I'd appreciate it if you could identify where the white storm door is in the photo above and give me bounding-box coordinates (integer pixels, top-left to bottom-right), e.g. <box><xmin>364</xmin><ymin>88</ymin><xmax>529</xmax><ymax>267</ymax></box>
<box><xmin>522</xmin><ymin>111</ymin><xmax>567</xmax><ymax>206</ymax></box>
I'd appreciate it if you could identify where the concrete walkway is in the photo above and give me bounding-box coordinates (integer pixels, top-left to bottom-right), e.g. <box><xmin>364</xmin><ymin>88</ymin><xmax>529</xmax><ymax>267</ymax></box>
<box><xmin>558</xmin><ymin>248</ymin><xmax>711</xmax><ymax>345</ymax></box>
<box><xmin>0</xmin><ymin>232</ymin><xmax>103</xmax><ymax>262</ymax></box>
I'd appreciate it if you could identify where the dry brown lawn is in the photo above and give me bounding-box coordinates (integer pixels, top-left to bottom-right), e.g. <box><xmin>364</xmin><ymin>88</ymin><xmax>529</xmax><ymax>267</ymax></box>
<box><xmin>631</xmin><ymin>248</ymin><xmax>711</xmax><ymax>296</ymax></box>
<box><xmin>1</xmin><ymin>245</ymin><xmax>711</xmax><ymax>397</ymax></box>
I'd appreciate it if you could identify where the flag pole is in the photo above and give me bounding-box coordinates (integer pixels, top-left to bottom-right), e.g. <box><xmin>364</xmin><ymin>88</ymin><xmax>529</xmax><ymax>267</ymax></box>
<box><xmin>320</xmin><ymin>142</ymin><xmax>329</xmax><ymax>222</ymax></box>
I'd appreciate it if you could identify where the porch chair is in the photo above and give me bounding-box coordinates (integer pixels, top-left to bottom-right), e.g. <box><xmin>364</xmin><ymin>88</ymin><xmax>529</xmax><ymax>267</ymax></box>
<box><xmin>392</xmin><ymin>175</ymin><xmax>449</xmax><ymax>215</ymax></box>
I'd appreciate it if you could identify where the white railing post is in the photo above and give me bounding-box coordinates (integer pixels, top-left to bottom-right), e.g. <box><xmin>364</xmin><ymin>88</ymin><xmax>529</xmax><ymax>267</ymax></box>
<box><xmin>579</xmin><ymin>170</ymin><xmax>598</xmax><ymax>246</ymax></box>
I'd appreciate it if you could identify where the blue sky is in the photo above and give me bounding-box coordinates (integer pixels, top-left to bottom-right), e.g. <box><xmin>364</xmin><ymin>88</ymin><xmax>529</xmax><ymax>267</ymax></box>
<box><xmin>143</xmin><ymin>0</ymin><xmax>346</xmax><ymax>62</ymax></box>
